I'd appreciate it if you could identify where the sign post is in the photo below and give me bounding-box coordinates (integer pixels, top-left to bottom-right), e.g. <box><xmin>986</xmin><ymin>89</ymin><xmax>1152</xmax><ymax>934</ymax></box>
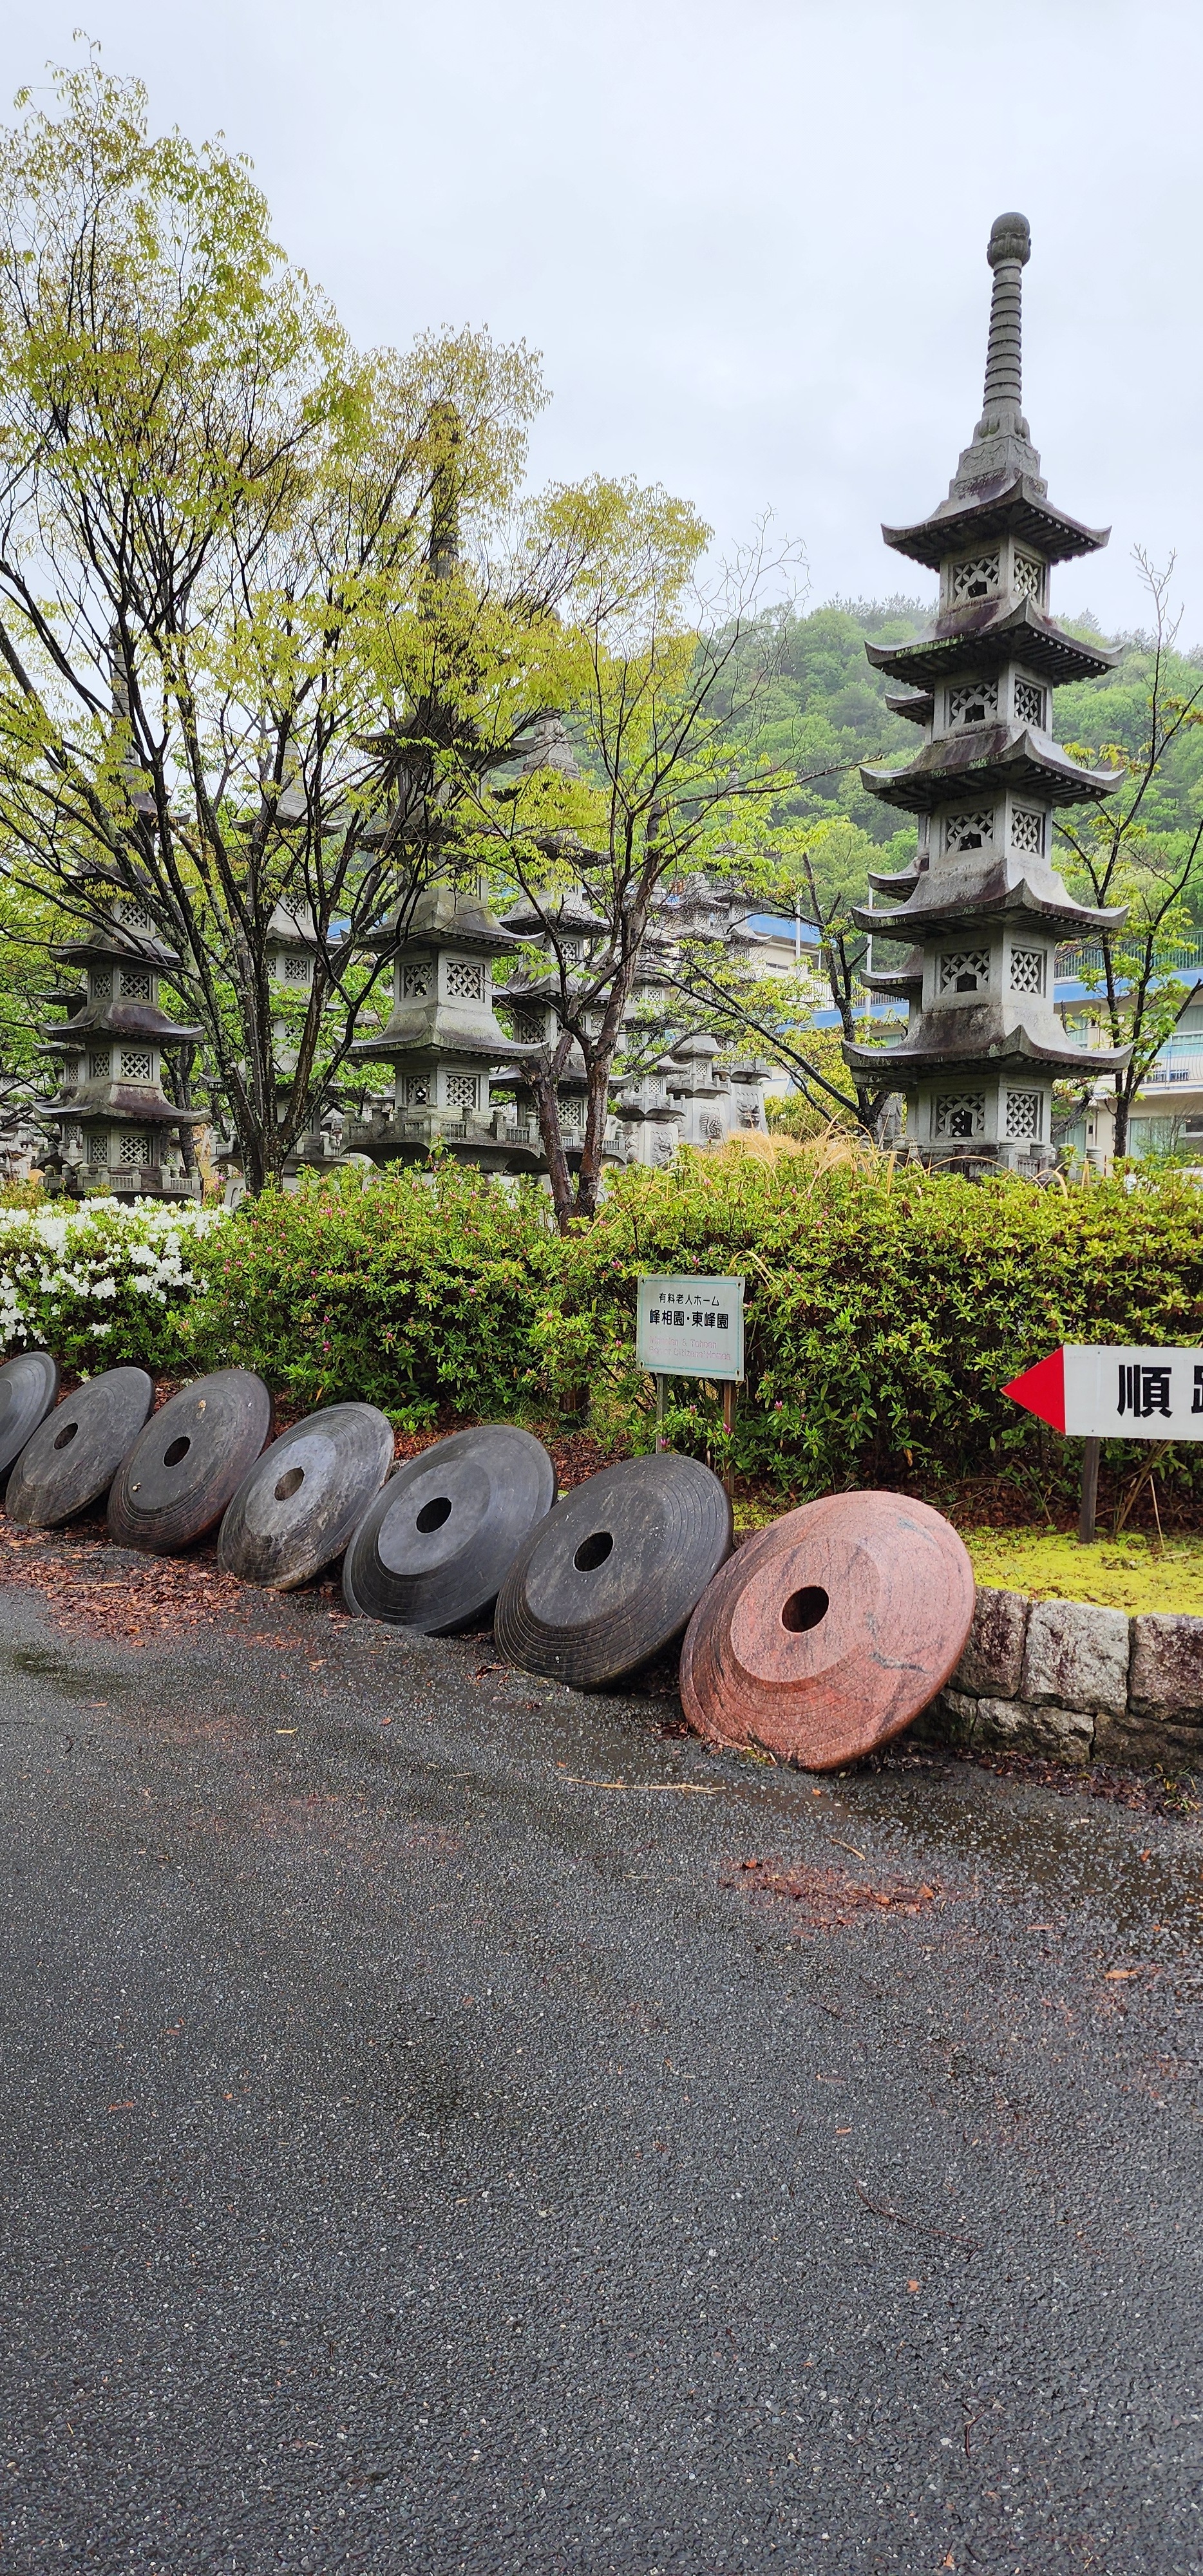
<box><xmin>636</xmin><ymin>1275</ymin><xmax>745</xmax><ymax>1500</ymax></box>
<box><xmin>1004</xmin><ymin>1343</ymin><xmax>1203</xmax><ymax>1542</ymax></box>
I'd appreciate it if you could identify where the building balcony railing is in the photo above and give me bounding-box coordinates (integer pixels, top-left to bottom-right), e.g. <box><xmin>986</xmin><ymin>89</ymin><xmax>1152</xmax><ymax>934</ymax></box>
<box><xmin>1056</xmin><ymin>938</ymin><xmax>1203</xmax><ymax>980</ymax></box>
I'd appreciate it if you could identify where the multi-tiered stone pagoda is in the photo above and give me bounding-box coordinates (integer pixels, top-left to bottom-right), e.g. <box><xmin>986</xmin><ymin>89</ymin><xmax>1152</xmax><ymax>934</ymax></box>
<box><xmin>848</xmin><ymin>213</ymin><xmax>1130</xmax><ymax>1168</ymax></box>
<box><xmin>39</xmin><ymin>887</ymin><xmax>204</xmax><ymax>1200</ymax></box>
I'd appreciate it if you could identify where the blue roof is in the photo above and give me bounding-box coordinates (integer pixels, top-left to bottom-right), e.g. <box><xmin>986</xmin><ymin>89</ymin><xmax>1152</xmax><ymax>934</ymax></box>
<box><xmin>748</xmin><ymin>914</ymin><xmax>821</xmax><ymax>945</ymax></box>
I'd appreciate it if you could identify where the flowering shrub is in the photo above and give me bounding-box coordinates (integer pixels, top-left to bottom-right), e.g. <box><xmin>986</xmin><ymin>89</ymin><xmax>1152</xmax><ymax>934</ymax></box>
<box><xmin>0</xmin><ymin>1199</ymin><xmax>223</xmax><ymax>1374</ymax></box>
<box><xmin>10</xmin><ymin>1160</ymin><xmax>1203</xmax><ymax>1511</ymax></box>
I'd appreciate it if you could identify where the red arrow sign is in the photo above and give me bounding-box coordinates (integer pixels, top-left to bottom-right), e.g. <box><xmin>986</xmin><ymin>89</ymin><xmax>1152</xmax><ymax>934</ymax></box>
<box><xmin>1002</xmin><ymin>1347</ymin><xmax>1066</xmax><ymax>1433</ymax></box>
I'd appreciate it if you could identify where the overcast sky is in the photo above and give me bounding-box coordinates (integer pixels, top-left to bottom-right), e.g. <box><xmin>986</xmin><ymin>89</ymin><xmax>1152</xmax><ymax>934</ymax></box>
<box><xmin>8</xmin><ymin>0</ymin><xmax>1201</xmax><ymax>639</ymax></box>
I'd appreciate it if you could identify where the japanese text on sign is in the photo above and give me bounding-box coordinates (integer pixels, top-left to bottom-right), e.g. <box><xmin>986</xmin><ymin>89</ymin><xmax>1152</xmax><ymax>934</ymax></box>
<box><xmin>1066</xmin><ymin>1345</ymin><xmax>1203</xmax><ymax>1439</ymax></box>
<box><xmin>636</xmin><ymin>1275</ymin><xmax>744</xmax><ymax>1382</ymax></box>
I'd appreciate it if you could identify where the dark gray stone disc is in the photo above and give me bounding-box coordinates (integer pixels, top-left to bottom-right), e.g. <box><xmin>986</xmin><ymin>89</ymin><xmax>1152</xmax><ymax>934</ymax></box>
<box><xmin>343</xmin><ymin>1426</ymin><xmax>556</xmax><ymax>1633</ymax></box>
<box><xmin>218</xmin><ymin>1403</ymin><xmax>394</xmax><ymax>1591</ymax></box>
<box><xmin>0</xmin><ymin>1350</ymin><xmax>59</xmax><ymax>1489</ymax></box>
<box><xmin>494</xmin><ymin>1452</ymin><xmax>733</xmax><ymax>1688</ymax></box>
<box><xmin>6</xmin><ymin>1367</ymin><xmax>153</xmax><ymax>1526</ymax></box>
<box><xmin>108</xmin><ymin>1368</ymin><xmax>272</xmax><ymax>1554</ymax></box>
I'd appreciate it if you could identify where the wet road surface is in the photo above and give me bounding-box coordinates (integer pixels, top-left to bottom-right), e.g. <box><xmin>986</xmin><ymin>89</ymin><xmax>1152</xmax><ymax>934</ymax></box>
<box><xmin>0</xmin><ymin>1569</ymin><xmax>1199</xmax><ymax>2573</ymax></box>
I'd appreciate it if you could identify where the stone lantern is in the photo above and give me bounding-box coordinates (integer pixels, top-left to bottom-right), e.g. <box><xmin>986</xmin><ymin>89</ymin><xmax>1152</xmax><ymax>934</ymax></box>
<box><xmin>493</xmin><ymin>891</ymin><xmax>628</xmax><ymax>1168</ymax></box>
<box><xmin>848</xmin><ymin>213</ymin><xmax>1130</xmax><ymax>1168</ymax></box>
<box><xmin>39</xmin><ymin>890</ymin><xmax>204</xmax><ymax>1200</ymax></box>
<box><xmin>346</xmin><ymin>876</ymin><xmax>543</xmax><ymax>1171</ymax></box>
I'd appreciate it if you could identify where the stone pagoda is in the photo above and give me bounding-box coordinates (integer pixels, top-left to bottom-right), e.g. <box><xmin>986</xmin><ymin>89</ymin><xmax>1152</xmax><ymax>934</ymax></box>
<box><xmin>493</xmin><ymin>890</ymin><xmax>629</xmax><ymax>1168</ymax></box>
<box><xmin>848</xmin><ymin>213</ymin><xmax>1130</xmax><ymax>1168</ymax></box>
<box><xmin>345</xmin><ymin>875</ymin><xmax>543</xmax><ymax>1173</ymax></box>
<box><xmin>39</xmin><ymin>886</ymin><xmax>204</xmax><ymax>1200</ymax></box>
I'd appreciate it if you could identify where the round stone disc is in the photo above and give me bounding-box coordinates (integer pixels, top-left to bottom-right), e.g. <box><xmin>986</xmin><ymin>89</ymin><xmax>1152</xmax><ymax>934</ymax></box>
<box><xmin>343</xmin><ymin>1426</ymin><xmax>556</xmax><ymax>1633</ymax></box>
<box><xmin>0</xmin><ymin>1351</ymin><xmax>59</xmax><ymax>1488</ymax></box>
<box><xmin>218</xmin><ymin>1403</ymin><xmax>395</xmax><ymax>1591</ymax></box>
<box><xmin>494</xmin><ymin>1452</ymin><xmax>733</xmax><ymax>1689</ymax></box>
<box><xmin>108</xmin><ymin>1368</ymin><xmax>273</xmax><ymax>1555</ymax></box>
<box><xmin>6</xmin><ymin>1367</ymin><xmax>154</xmax><ymax>1526</ymax></box>
<box><xmin>679</xmin><ymin>1490</ymin><xmax>975</xmax><ymax>1771</ymax></box>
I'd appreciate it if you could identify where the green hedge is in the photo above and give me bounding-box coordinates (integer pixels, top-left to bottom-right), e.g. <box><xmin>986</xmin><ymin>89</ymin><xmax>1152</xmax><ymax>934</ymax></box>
<box><xmin>176</xmin><ymin>1157</ymin><xmax>1203</xmax><ymax>1501</ymax></box>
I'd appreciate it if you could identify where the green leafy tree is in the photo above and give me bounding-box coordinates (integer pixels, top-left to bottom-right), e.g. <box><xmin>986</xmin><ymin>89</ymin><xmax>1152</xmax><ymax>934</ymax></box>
<box><xmin>0</xmin><ymin>55</ymin><xmax>547</xmax><ymax>1189</ymax></box>
<box><xmin>1056</xmin><ymin>556</ymin><xmax>1203</xmax><ymax>1154</ymax></box>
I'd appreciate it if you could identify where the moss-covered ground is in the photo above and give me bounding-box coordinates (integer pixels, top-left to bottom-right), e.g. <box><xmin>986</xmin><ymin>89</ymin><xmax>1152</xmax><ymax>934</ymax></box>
<box><xmin>963</xmin><ymin>1526</ymin><xmax>1203</xmax><ymax>1614</ymax></box>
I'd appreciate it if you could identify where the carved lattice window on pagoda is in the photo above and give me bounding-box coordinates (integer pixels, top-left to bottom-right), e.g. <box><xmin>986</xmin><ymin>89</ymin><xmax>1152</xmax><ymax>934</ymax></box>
<box><xmin>949</xmin><ymin>553</ymin><xmax>1001</xmax><ymax>605</ymax></box>
<box><xmin>1013</xmin><ymin>553</ymin><xmax>1045</xmax><ymax>605</ymax></box>
<box><xmin>118</xmin><ymin>1130</ymin><xmax>153</xmax><ymax>1165</ymax></box>
<box><xmin>444</xmin><ymin>1071</ymin><xmax>479</xmax><ymax>1113</ymax></box>
<box><xmin>1003</xmin><ymin>1090</ymin><xmax>1043</xmax><ymax>1140</ymax></box>
<box><xmin>90</xmin><ymin>969</ymin><xmax>112</xmax><ymax>1002</ymax></box>
<box><xmin>1014</xmin><ymin>677</ymin><xmax>1046</xmax><ymax>729</ymax></box>
<box><xmin>445</xmin><ymin>959</ymin><xmax>485</xmax><ymax>1003</ymax></box>
<box><xmin>121</xmin><ymin>902</ymin><xmax>155</xmax><ymax>936</ymax></box>
<box><xmin>933</xmin><ymin>1093</ymin><xmax>987</xmax><ymax>1139</ymax></box>
<box><xmin>513</xmin><ymin>1010</ymin><xmax>547</xmax><ymax>1044</ymax></box>
<box><xmin>404</xmin><ymin>1075</ymin><xmax>431</xmax><ymax>1106</ymax></box>
<box><xmin>1009</xmin><ymin>947</ymin><xmax>1047</xmax><ymax>995</ymax></box>
<box><xmin>943</xmin><ymin>810</ymin><xmax>996</xmax><ymax>855</ymax></box>
<box><xmin>937</xmin><ymin>949</ymin><xmax>990</xmax><ymax>996</ymax></box>
<box><xmin>400</xmin><ymin>961</ymin><xmax>431</xmax><ymax>999</ymax></box>
<box><xmin>88</xmin><ymin>1131</ymin><xmax>108</xmax><ymax>1165</ymax></box>
<box><xmin>947</xmin><ymin>680</ymin><xmax>998</xmax><ymax>730</ymax></box>
<box><xmin>118</xmin><ymin>1049</ymin><xmax>154</xmax><ymax>1082</ymax></box>
<box><xmin>282</xmin><ymin>954</ymin><xmax>311</xmax><ymax>983</ymax></box>
<box><xmin>1010</xmin><ymin>806</ymin><xmax>1045</xmax><ymax>857</ymax></box>
<box><xmin>88</xmin><ymin>1048</ymin><xmax>111</xmax><ymax>1081</ymax></box>
<box><xmin>118</xmin><ymin>969</ymin><xmax>152</xmax><ymax>1001</ymax></box>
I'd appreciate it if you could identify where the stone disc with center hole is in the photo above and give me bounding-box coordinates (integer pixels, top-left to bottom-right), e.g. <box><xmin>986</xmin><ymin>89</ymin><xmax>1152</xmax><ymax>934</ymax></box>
<box><xmin>0</xmin><ymin>1350</ymin><xmax>59</xmax><ymax>1488</ymax></box>
<box><xmin>494</xmin><ymin>1452</ymin><xmax>733</xmax><ymax>1687</ymax></box>
<box><xmin>6</xmin><ymin>1367</ymin><xmax>154</xmax><ymax>1526</ymax></box>
<box><xmin>342</xmin><ymin>1425</ymin><xmax>556</xmax><ymax>1633</ymax></box>
<box><xmin>107</xmin><ymin>1369</ymin><xmax>273</xmax><ymax>1554</ymax></box>
<box><xmin>218</xmin><ymin>1403</ymin><xmax>395</xmax><ymax>1590</ymax></box>
<box><xmin>679</xmin><ymin>1490</ymin><xmax>975</xmax><ymax>1770</ymax></box>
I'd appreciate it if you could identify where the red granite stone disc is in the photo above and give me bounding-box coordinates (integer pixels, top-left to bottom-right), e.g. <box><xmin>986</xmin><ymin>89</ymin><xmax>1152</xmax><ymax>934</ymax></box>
<box><xmin>679</xmin><ymin>1490</ymin><xmax>974</xmax><ymax>1770</ymax></box>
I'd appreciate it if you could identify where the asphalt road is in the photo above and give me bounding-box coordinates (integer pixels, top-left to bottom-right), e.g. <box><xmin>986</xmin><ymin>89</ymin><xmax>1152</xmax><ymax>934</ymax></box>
<box><xmin>0</xmin><ymin>1564</ymin><xmax>1199</xmax><ymax>2575</ymax></box>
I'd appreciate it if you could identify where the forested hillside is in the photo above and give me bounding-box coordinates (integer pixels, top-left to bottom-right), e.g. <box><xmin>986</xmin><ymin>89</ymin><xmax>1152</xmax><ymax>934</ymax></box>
<box><xmin>734</xmin><ymin>599</ymin><xmax>1203</xmax><ymax>923</ymax></box>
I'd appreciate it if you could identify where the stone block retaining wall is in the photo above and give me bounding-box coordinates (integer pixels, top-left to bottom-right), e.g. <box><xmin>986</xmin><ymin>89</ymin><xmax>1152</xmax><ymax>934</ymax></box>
<box><xmin>916</xmin><ymin>1589</ymin><xmax>1203</xmax><ymax>1772</ymax></box>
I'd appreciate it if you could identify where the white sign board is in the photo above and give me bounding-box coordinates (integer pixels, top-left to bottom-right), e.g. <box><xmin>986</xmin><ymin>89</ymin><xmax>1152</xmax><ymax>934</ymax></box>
<box><xmin>1063</xmin><ymin>1344</ymin><xmax>1203</xmax><ymax>1439</ymax></box>
<box><xmin>636</xmin><ymin>1275</ymin><xmax>744</xmax><ymax>1382</ymax></box>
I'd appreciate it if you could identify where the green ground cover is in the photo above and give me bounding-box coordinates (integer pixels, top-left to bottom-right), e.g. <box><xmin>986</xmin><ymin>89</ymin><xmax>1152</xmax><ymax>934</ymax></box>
<box><xmin>965</xmin><ymin>1526</ymin><xmax>1203</xmax><ymax>1614</ymax></box>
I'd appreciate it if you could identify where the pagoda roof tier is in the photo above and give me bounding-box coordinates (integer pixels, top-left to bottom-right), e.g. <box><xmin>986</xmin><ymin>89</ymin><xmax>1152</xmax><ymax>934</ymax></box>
<box><xmin>492</xmin><ymin>972</ymin><xmax>594</xmax><ymax>1007</ymax></box>
<box><xmin>41</xmin><ymin>1083</ymin><xmax>205</xmax><ymax>1124</ymax></box>
<box><xmin>53</xmin><ymin>928</ymin><xmax>182</xmax><ymax>972</ymax></box>
<box><xmin>844</xmin><ymin>1007</ymin><xmax>1130</xmax><ymax>1081</ymax></box>
<box><xmin>861</xmin><ymin>723</ymin><xmax>1121</xmax><ymax>816</ymax></box>
<box><xmin>885</xmin><ymin>690</ymin><xmax>933</xmax><ymax>726</ymax></box>
<box><xmin>350</xmin><ymin>1021</ymin><xmax>538</xmax><ymax>1068</ymax></box>
<box><xmin>866</xmin><ymin>598</ymin><xmax>1119</xmax><ymax>691</ymax></box>
<box><xmin>868</xmin><ymin>855</ymin><xmax>924</xmax><ymax>895</ymax></box>
<box><xmin>40</xmin><ymin>1002</ymin><xmax>202</xmax><ymax>1045</ymax></box>
<box><xmin>883</xmin><ymin>473</ymin><xmax>1109</xmax><ymax>571</ymax></box>
<box><xmin>365</xmin><ymin>882</ymin><xmax>521</xmax><ymax>962</ymax></box>
<box><xmin>853</xmin><ymin>858</ymin><xmax>1124</xmax><ymax>945</ymax></box>
<box><xmin>500</xmin><ymin>892</ymin><xmax>607</xmax><ymax>939</ymax></box>
<box><xmin>861</xmin><ymin>945</ymin><xmax>924</xmax><ymax>994</ymax></box>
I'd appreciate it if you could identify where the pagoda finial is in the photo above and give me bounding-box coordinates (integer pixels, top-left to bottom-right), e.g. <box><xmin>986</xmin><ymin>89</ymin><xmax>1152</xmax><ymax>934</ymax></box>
<box><xmin>948</xmin><ymin>211</ymin><xmax>1045</xmax><ymax>501</ymax></box>
<box><xmin>426</xmin><ymin>399</ymin><xmax>462</xmax><ymax>583</ymax></box>
<box><xmin>980</xmin><ymin>213</ymin><xmax>1030</xmax><ymax>430</ymax></box>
